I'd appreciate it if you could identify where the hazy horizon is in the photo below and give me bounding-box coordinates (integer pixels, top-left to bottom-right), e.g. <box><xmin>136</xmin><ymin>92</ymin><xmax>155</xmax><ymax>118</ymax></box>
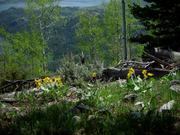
<box><xmin>0</xmin><ymin>0</ymin><xmax>109</xmax><ymax>12</ymax></box>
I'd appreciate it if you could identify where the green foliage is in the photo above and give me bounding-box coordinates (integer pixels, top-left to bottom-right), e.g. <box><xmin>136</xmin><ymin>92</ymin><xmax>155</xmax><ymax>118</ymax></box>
<box><xmin>76</xmin><ymin>11</ymin><xmax>105</xmax><ymax>61</ymax></box>
<box><xmin>10</xmin><ymin>103</ymin><xmax>76</xmax><ymax>135</ymax></box>
<box><xmin>0</xmin><ymin>0</ymin><xmax>62</xmax><ymax>84</ymax></box>
<box><xmin>0</xmin><ymin>28</ymin><xmax>45</xmax><ymax>82</ymax></box>
<box><xmin>25</xmin><ymin>0</ymin><xmax>62</xmax><ymax>72</ymax></box>
<box><xmin>16</xmin><ymin>85</ymin><xmax>69</xmax><ymax>108</ymax></box>
<box><xmin>76</xmin><ymin>0</ymin><xmax>144</xmax><ymax>65</ymax></box>
<box><xmin>25</xmin><ymin>0</ymin><xmax>61</xmax><ymax>41</ymax></box>
<box><xmin>0</xmin><ymin>7</ymin><xmax>79</xmax><ymax>70</ymax></box>
<box><xmin>58</xmin><ymin>54</ymin><xmax>102</xmax><ymax>87</ymax></box>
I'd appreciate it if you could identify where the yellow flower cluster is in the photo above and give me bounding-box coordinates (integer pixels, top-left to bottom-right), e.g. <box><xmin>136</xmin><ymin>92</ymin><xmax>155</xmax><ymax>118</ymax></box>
<box><xmin>142</xmin><ymin>70</ymin><xmax>154</xmax><ymax>79</ymax></box>
<box><xmin>127</xmin><ymin>67</ymin><xmax>135</xmax><ymax>79</ymax></box>
<box><xmin>53</xmin><ymin>77</ymin><xmax>63</xmax><ymax>86</ymax></box>
<box><xmin>34</xmin><ymin>79</ymin><xmax>41</xmax><ymax>88</ymax></box>
<box><xmin>34</xmin><ymin>76</ymin><xmax>63</xmax><ymax>88</ymax></box>
<box><xmin>127</xmin><ymin>68</ymin><xmax>154</xmax><ymax>79</ymax></box>
<box><xmin>43</xmin><ymin>77</ymin><xmax>53</xmax><ymax>84</ymax></box>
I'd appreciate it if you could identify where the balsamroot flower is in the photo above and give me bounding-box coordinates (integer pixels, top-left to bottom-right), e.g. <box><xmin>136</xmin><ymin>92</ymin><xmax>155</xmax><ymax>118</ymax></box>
<box><xmin>54</xmin><ymin>77</ymin><xmax>63</xmax><ymax>87</ymax></box>
<box><xmin>34</xmin><ymin>76</ymin><xmax>63</xmax><ymax>89</ymax></box>
<box><xmin>142</xmin><ymin>69</ymin><xmax>154</xmax><ymax>79</ymax></box>
<box><xmin>35</xmin><ymin>79</ymin><xmax>42</xmax><ymax>88</ymax></box>
<box><xmin>43</xmin><ymin>77</ymin><xmax>52</xmax><ymax>84</ymax></box>
<box><xmin>127</xmin><ymin>67</ymin><xmax>135</xmax><ymax>79</ymax></box>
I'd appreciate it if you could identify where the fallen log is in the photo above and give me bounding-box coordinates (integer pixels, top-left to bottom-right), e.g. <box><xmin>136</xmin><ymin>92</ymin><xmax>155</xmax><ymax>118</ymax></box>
<box><xmin>102</xmin><ymin>67</ymin><xmax>170</xmax><ymax>81</ymax></box>
<box><xmin>144</xmin><ymin>51</ymin><xmax>172</xmax><ymax>68</ymax></box>
<box><xmin>144</xmin><ymin>51</ymin><xmax>180</xmax><ymax>69</ymax></box>
<box><xmin>0</xmin><ymin>80</ymin><xmax>35</xmax><ymax>94</ymax></box>
<box><xmin>115</xmin><ymin>61</ymin><xmax>155</xmax><ymax>69</ymax></box>
<box><xmin>154</xmin><ymin>48</ymin><xmax>180</xmax><ymax>63</ymax></box>
<box><xmin>0</xmin><ymin>98</ymin><xmax>17</xmax><ymax>104</ymax></box>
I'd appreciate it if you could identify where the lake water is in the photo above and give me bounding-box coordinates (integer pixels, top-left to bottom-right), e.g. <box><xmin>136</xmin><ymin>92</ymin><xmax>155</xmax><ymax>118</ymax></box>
<box><xmin>0</xmin><ymin>0</ymin><xmax>109</xmax><ymax>11</ymax></box>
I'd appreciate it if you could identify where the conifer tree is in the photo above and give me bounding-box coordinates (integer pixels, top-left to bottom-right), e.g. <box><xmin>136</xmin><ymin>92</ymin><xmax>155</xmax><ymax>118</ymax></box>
<box><xmin>130</xmin><ymin>0</ymin><xmax>180</xmax><ymax>53</ymax></box>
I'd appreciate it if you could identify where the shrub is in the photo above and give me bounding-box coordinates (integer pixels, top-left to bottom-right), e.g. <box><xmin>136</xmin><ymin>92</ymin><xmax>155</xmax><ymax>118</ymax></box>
<box><xmin>58</xmin><ymin>54</ymin><xmax>103</xmax><ymax>87</ymax></box>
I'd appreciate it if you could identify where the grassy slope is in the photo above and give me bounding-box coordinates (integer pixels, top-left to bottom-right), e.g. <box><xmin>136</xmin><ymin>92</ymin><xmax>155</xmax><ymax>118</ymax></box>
<box><xmin>0</xmin><ymin>72</ymin><xmax>180</xmax><ymax>135</ymax></box>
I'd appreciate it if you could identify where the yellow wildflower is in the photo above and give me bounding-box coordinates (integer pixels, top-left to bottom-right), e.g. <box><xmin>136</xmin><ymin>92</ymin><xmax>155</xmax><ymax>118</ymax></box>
<box><xmin>43</xmin><ymin>77</ymin><xmax>52</xmax><ymax>84</ymax></box>
<box><xmin>147</xmin><ymin>73</ymin><xmax>154</xmax><ymax>77</ymax></box>
<box><xmin>54</xmin><ymin>77</ymin><xmax>63</xmax><ymax>87</ymax></box>
<box><xmin>92</xmin><ymin>72</ymin><xmax>97</xmax><ymax>78</ymax></box>
<box><xmin>142</xmin><ymin>70</ymin><xmax>148</xmax><ymax>79</ymax></box>
<box><xmin>127</xmin><ymin>67</ymin><xmax>135</xmax><ymax>79</ymax></box>
<box><xmin>35</xmin><ymin>76</ymin><xmax>63</xmax><ymax>89</ymax></box>
<box><xmin>35</xmin><ymin>79</ymin><xmax>42</xmax><ymax>88</ymax></box>
<box><xmin>142</xmin><ymin>70</ymin><xmax>154</xmax><ymax>79</ymax></box>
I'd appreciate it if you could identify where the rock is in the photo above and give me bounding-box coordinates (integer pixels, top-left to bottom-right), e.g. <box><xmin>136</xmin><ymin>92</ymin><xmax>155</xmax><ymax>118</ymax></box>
<box><xmin>69</xmin><ymin>87</ymin><xmax>78</xmax><ymax>92</ymax></box>
<box><xmin>75</xmin><ymin>103</ymin><xmax>92</xmax><ymax>113</ymax></box>
<box><xmin>134</xmin><ymin>101</ymin><xmax>145</xmax><ymax>110</ymax></box>
<box><xmin>159</xmin><ymin>100</ymin><xmax>175</xmax><ymax>112</ymax></box>
<box><xmin>66</xmin><ymin>87</ymin><xmax>79</xmax><ymax>102</ymax></box>
<box><xmin>174</xmin><ymin>121</ymin><xmax>180</xmax><ymax>133</ymax></box>
<box><xmin>170</xmin><ymin>80</ymin><xmax>180</xmax><ymax>93</ymax></box>
<box><xmin>0</xmin><ymin>98</ymin><xmax>17</xmax><ymax>103</ymax></box>
<box><xmin>170</xmin><ymin>80</ymin><xmax>180</xmax><ymax>85</ymax></box>
<box><xmin>117</xmin><ymin>79</ymin><xmax>127</xmax><ymax>85</ymax></box>
<box><xmin>0</xmin><ymin>92</ymin><xmax>16</xmax><ymax>99</ymax></box>
<box><xmin>70</xmin><ymin>103</ymin><xmax>92</xmax><ymax>114</ymax></box>
<box><xmin>0</xmin><ymin>106</ymin><xmax>20</xmax><ymax>114</ymax></box>
<box><xmin>88</xmin><ymin>115</ymin><xmax>96</xmax><ymax>121</ymax></box>
<box><xmin>72</xmin><ymin>115</ymin><xmax>81</xmax><ymax>124</ymax></box>
<box><xmin>170</xmin><ymin>85</ymin><xmax>180</xmax><ymax>93</ymax></box>
<box><xmin>123</xmin><ymin>94</ymin><xmax>138</xmax><ymax>102</ymax></box>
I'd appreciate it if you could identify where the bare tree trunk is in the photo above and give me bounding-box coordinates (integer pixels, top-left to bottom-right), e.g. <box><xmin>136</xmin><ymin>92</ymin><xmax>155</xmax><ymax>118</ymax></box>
<box><xmin>122</xmin><ymin>0</ymin><xmax>128</xmax><ymax>61</ymax></box>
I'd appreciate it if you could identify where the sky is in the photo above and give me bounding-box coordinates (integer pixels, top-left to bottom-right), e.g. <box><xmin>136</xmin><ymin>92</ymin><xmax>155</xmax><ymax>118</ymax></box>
<box><xmin>0</xmin><ymin>0</ymin><xmax>109</xmax><ymax>11</ymax></box>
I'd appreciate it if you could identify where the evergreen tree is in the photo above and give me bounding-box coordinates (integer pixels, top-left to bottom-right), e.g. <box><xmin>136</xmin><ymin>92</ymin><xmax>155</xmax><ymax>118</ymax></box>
<box><xmin>130</xmin><ymin>0</ymin><xmax>180</xmax><ymax>53</ymax></box>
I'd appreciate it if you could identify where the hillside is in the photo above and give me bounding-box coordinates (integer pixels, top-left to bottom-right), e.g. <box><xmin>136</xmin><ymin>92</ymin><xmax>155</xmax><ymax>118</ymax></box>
<box><xmin>0</xmin><ymin>7</ymin><xmax>99</xmax><ymax>70</ymax></box>
<box><xmin>0</xmin><ymin>1</ymin><xmax>179</xmax><ymax>135</ymax></box>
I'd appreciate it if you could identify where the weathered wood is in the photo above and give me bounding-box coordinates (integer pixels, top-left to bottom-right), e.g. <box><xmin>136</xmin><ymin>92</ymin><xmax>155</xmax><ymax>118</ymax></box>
<box><xmin>144</xmin><ymin>51</ymin><xmax>171</xmax><ymax>67</ymax></box>
<box><xmin>0</xmin><ymin>98</ymin><xmax>17</xmax><ymax>104</ymax></box>
<box><xmin>154</xmin><ymin>48</ymin><xmax>180</xmax><ymax>62</ymax></box>
<box><xmin>102</xmin><ymin>68</ymin><xmax>128</xmax><ymax>81</ymax></box>
<box><xmin>172</xmin><ymin>51</ymin><xmax>180</xmax><ymax>62</ymax></box>
<box><xmin>0</xmin><ymin>80</ymin><xmax>35</xmax><ymax>94</ymax></box>
<box><xmin>116</xmin><ymin>61</ymin><xmax>155</xmax><ymax>69</ymax></box>
<box><xmin>102</xmin><ymin>67</ymin><xmax>170</xmax><ymax>81</ymax></box>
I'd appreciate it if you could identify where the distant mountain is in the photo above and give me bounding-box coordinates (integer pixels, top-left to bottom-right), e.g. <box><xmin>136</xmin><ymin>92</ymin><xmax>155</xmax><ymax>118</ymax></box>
<box><xmin>0</xmin><ymin>0</ymin><xmax>109</xmax><ymax>12</ymax></box>
<box><xmin>0</xmin><ymin>0</ymin><xmax>24</xmax><ymax>4</ymax></box>
<box><xmin>0</xmin><ymin>7</ymin><xmax>103</xmax><ymax>70</ymax></box>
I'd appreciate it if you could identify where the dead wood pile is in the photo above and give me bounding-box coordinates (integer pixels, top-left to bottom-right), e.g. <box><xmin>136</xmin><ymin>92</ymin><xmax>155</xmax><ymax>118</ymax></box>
<box><xmin>102</xmin><ymin>52</ymin><xmax>180</xmax><ymax>81</ymax></box>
